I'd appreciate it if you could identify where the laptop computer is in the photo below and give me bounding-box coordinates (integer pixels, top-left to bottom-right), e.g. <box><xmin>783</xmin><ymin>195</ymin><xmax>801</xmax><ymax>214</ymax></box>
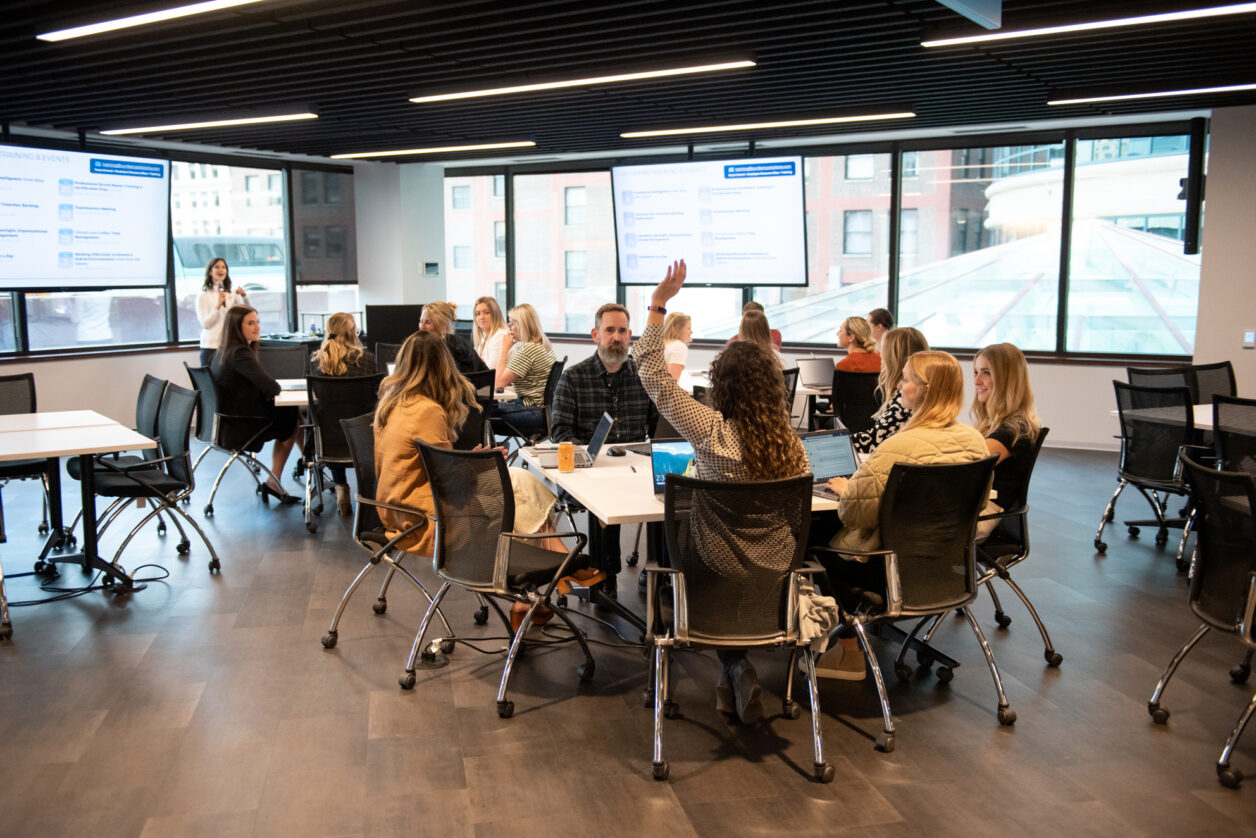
<box><xmin>798</xmin><ymin>357</ymin><xmax>835</xmax><ymax>389</ymax></box>
<box><xmin>534</xmin><ymin>412</ymin><xmax>614</xmax><ymax>469</ymax></box>
<box><xmin>799</xmin><ymin>429</ymin><xmax>859</xmax><ymax>497</ymax></box>
<box><xmin>650</xmin><ymin>439</ymin><xmax>696</xmax><ymax>497</ymax></box>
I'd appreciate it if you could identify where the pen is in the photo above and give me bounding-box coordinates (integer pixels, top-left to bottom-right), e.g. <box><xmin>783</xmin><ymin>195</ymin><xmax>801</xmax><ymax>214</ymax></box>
<box><xmin>630</xmin><ymin>466</ymin><xmax>636</xmax><ymax>472</ymax></box>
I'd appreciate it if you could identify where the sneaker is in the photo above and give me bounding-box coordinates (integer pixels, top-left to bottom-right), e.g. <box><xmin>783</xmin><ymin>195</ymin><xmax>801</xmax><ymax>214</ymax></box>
<box><xmin>715</xmin><ymin>672</ymin><xmax>736</xmax><ymax>719</ymax></box>
<box><xmin>813</xmin><ymin>645</ymin><xmax>866</xmax><ymax>681</ymax></box>
<box><xmin>729</xmin><ymin>659</ymin><xmax>764</xmax><ymax>724</ymax></box>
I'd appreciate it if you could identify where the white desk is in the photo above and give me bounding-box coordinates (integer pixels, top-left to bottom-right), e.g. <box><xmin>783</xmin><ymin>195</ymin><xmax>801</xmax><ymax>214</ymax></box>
<box><xmin>0</xmin><ymin>413</ymin><xmax>157</xmax><ymax>630</ymax></box>
<box><xmin>275</xmin><ymin>379</ymin><xmax>517</xmax><ymax>408</ymax></box>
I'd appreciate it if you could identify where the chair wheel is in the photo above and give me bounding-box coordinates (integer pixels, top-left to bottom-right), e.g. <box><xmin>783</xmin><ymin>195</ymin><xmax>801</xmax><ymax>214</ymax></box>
<box><xmin>1094</xmin><ymin>539</ymin><xmax>1107</xmax><ymax>553</ymax></box>
<box><xmin>204</xmin><ymin>504</ymin><xmax>214</xmax><ymax>517</ymax></box>
<box><xmin>313</xmin><ymin>504</ymin><xmax>323</xmax><ymax>517</ymax></box>
<box><xmin>1045</xmin><ymin>650</ymin><xmax>1063</xmax><ymax>667</ymax></box>
<box><xmin>439</xmin><ymin>639</ymin><xmax>455</xmax><ymax>654</ymax></box>
<box><xmin>875</xmin><ymin>733</ymin><xmax>895</xmax><ymax>753</ymax></box>
<box><xmin>995</xmin><ymin>613</ymin><xmax>1012</xmax><ymax>628</ymax></box>
<box><xmin>157</xmin><ymin>521</ymin><xmax>167</xmax><ymax>536</ymax></box>
<box><xmin>641</xmin><ymin>688</ymin><xmax>655</xmax><ymax>708</ymax></box>
<box><xmin>1175</xmin><ymin>556</ymin><xmax>1190</xmax><ymax>573</ymax></box>
<box><xmin>783</xmin><ymin>700</ymin><xmax>802</xmax><ymax>720</ymax></box>
<box><xmin>65</xmin><ymin>534</ymin><xmax>77</xmax><ymax>549</ymax></box>
<box><xmin>306</xmin><ymin>522</ymin><xmax>317</xmax><ymax>534</ymax></box>
<box><xmin>916</xmin><ymin>650</ymin><xmax>935</xmax><ymax>669</ymax></box>
<box><xmin>321</xmin><ymin>632</ymin><xmax>337</xmax><ymax>649</ymax></box>
<box><xmin>1230</xmin><ymin>664</ymin><xmax>1251</xmax><ymax>684</ymax></box>
<box><xmin>208</xmin><ymin>558</ymin><xmax>220</xmax><ymax>572</ymax></box>
<box><xmin>577</xmin><ymin>661</ymin><xmax>596</xmax><ymax>682</ymax></box>
<box><xmin>662</xmin><ymin>699</ymin><xmax>680</xmax><ymax>719</ymax></box>
<box><xmin>895</xmin><ymin>664</ymin><xmax>913</xmax><ymax>682</ymax></box>
<box><xmin>998</xmin><ymin>706</ymin><xmax>1016</xmax><ymax>726</ymax></box>
<box><xmin>373</xmin><ymin>599</ymin><xmax>387</xmax><ymax>615</ymax></box>
<box><xmin>38</xmin><ymin>523</ymin><xmax>49</xmax><ymax>535</ymax></box>
<box><xmin>473</xmin><ymin>606</ymin><xmax>488</xmax><ymax>625</ymax></box>
<box><xmin>937</xmin><ymin>666</ymin><xmax>954</xmax><ymax>683</ymax></box>
<box><xmin>497</xmin><ymin>700</ymin><xmax>514</xmax><ymax>718</ymax></box>
<box><xmin>652</xmin><ymin>760</ymin><xmax>669</xmax><ymax>781</ymax></box>
<box><xmin>1150</xmin><ymin>705</ymin><xmax>1170</xmax><ymax>724</ymax></box>
<box><xmin>1155</xmin><ymin>531</ymin><xmax>1169</xmax><ymax>547</ymax></box>
<box><xmin>399</xmin><ymin>671</ymin><xmax>416</xmax><ymax>690</ymax></box>
<box><xmin>176</xmin><ymin>540</ymin><xmax>191</xmax><ymax>555</ymax></box>
<box><xmin>815</xmin><ymin>762</ymin><xmax>835</xmax><ymax>783</ymax></box>
<box><xmin>1218</xmin><ymin>766</ymin><xmax>1243</xmax><ymax>789</ymax></box>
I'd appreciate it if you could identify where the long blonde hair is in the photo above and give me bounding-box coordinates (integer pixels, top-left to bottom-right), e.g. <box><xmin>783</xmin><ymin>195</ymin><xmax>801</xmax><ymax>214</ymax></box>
<box><xmin>420</xmin><ymin>301</ymin><xmax>458</xmax><ymax>338</ymax></box>
<box><xmin>311</xmin><ymin>312</ymin><xmax>365</xmax><ymax>375</ymax></box>
<box><xmin>971</xmin><ymin>342</ymin><xmax>1041</xmax><ymax>446</ymax></box>
<box><xmin>902</xmin><ymin>351</ymin><xmax>965</xmax><ymax>431</ymax></box>
<box><xmin>662</xmin><ymin>311</ymin><xmax>691</xmax><ymax>344</ymax></box>
<box><xmin>508</xmin><ymin>303</ymin><xmax>552</xmax><ymax>350</ymax></box>
<box><xmin>709</xmin><ymin>341</ymin><xmax>808</xmax><ymax>481</ymax></box>
<box><xmin>375</xmin><ymin>331</ymin><xmax>476</xmax><ymax>438</ymax></box>
<box><xmin>877</xmin><ymin>326</ymin><xmax>929</xmax><ymax>411</ymax></box>
<box><xmin>472</xmin><ymin>296</ymin><xmax>507</xmax><ymax>352</ymax></box>
<box><xmin>842</xmin><ymin>316</ymin><xmax>877</xmax><ymax>353</ymax></box>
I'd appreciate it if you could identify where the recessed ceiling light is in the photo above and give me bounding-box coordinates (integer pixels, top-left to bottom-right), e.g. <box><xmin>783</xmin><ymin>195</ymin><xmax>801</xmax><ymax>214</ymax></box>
<box><xmin>1048</xmin><ymin>82</ymin><xmax>1256</xmax><ymax>105</ymax></box>
<box><xmin>37</xmin><ymin>0</ymin><xmax>265</xmax><ymax>42</ymax></box>
<box><xmin>922</xmin><ymin>3</ymin><xmax>1256</xmax><ymax>47</ymax></box>
<box><xmin>410</xmin><ymin>60</ymin><xmax>755</xmax><ymax>103</ymax></box>
<box><xmin>331</xmin><ymin>141</ymin><xmax>537</xmax><ymax>159</ymax></box>
<box><xmin>620</xmin><ymin>112</ymin><xmax>916</xmax><ymax>139</ymax></box>
<box><xmin>100</xmin><ymin>112</ymin><xmax>318</xmax><ymax>135</ymax></box>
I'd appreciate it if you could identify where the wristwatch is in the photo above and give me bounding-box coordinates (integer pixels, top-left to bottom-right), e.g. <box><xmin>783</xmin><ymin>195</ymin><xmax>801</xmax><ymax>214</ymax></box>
<box><xmin>647</xmin><ymin>304</ymin><xmax>667</xmax><ymax>315</ymax></box>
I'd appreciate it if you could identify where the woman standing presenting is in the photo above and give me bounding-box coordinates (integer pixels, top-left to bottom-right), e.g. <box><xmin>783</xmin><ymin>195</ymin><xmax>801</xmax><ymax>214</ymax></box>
<box><xmin>636</xmin><ymin>259</ymin><xmax>809</xmax><ymax>725</ymax></box>
<box><xmin>211</xmin><ymin>305</ymin><xmax>302</xmax><ymax>503</ymax></box>
<box><xmin>196</xmin><ymin>258</ymin><xmax>249</xmax><ymax>367</ymax></box>
<box><xmin>835</xmin><ymin>316</ymin><xmax>880</xmax><ymax>372</ymax></box>
<box><xmin>472</xmin><ymin>296</ymin><xmax>510</xmax><ymax>368</ymax></box>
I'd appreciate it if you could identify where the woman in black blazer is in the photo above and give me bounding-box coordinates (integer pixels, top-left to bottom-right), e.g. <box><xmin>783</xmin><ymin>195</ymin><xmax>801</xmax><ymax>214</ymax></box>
<box><xmin>210</xmin><ymin>305</ymin><xmax>302</xmax><ymax>503</ymax></box>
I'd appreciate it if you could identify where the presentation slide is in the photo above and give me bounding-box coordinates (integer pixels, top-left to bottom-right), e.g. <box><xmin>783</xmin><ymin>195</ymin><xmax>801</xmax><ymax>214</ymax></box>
<box><xmin>0</xmin><ymin>144</ymin><xmax>170</xmax><ymax>290</ymax></box>
<box><xmin>612</xmin><ymin>156</ymin><xmax>807</xmax><ymax>287</ymax></box>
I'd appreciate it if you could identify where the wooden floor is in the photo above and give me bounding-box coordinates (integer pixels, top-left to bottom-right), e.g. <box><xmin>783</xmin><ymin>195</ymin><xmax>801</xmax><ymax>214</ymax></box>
<box><xmin>1</xmin><ymin>446</ymin><xmax>1254</xmax><ymax>837</ymax></box>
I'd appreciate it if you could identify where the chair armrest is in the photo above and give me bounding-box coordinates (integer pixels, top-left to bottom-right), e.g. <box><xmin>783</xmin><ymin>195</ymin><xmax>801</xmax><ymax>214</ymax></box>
<box><xmin>97</xmin><ymin>453</ymin><xmax>172</xmax><ymax>475</ymax></box>
<box><xmin>808</xmin><ymin>546</ymin><xmax>902</xmax><ymax>618</ymax></box>
<box><xmin>795</xmin><ymin>560</ymin><xmax>827</xmax><ymax>575</ymax></box>
<box><xmin>492</xmin><ymin>529</ymin><xmax>589</xmax><ymax>596</ymax></box>
<box><xmin>641</xmin><ymin>562</ymin><xmax>680</xmax><ymax>576</ymax></box>
<box><xmin>977</xmin><ymin>504</ymin><xmax>1027</xmax><ymax>523</ymax></box>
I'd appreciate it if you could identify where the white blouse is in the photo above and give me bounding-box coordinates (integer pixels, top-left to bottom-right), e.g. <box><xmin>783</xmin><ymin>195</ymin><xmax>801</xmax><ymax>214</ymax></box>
<box><xmin>664</xmin><ymin>339</ymin><xmax>688</xmax><ymax>370</ymax></box>
<box><xmin>477</xmin><ymin>327</ymin><xmax>509</xmax><ymax>369</ymax></box>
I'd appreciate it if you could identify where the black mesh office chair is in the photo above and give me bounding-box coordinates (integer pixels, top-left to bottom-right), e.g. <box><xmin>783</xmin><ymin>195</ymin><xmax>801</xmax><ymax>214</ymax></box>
<box><xmin>812</xmin><ymin>369</ymin><xmax>880</xmax><ymax>432</ymax></box>
<box><xmin>464</xmin><ymin>368</ymin><xmax>496</xmax><ymax>447</ymax></box>
<box><xmin>320</xmin><ymin>413</ymin><xmax>454</xmax><ymax>651</ymax></box>
<box><xmin>0</xmin><ymin>373</ymin><xmax>52</xmax><ymax>544</ymax></box>
<box><xmin>400</xmin><ymin>442</ymin><xmax>592</xmax><ymax>718</ymax></box>
<box><xmin>1193</xmin><ymin>361</ymin><xmax>1237</xmax><ymax>403</ymax></box>
<box><xmin>1149</xmin><ymin>455</ymin><xmax>1256</xmax><ymax>788</ymax></box>
<box><xmin>644</xmin><ymin>473</ymin><xmax>833</xmax><ymax>783</ymax></box>
<box><xmin>93</xmin><ymin>383</ymin><xmax>221</xmax><ymax>574</ymax></box>
<box><xmin>257</xmin><ymin>343</ymin><xmax>308</xmax><ymax>379</ymax></box>
<box><xmin>302</xmin><ymin>373</ymin><xmax>384</xmax><ymax>533</ymax></box>
<box><xmin>374</xmin><ymin>342</ymin><xmax>402</xmax><ymax>368</ymax></box>
<box><xmin>1210</xmin><ymin>395</ymin><xmax>1256</xmax><ymax>685</ymax></box>
<box><xmin>812</xmin><ymin>457</ymin><xmax>1009</xmax><ymax>751</ymax></box>
<box><xmin>1095</xmin><ymin>381</ymin><xmax>1195</xmax><ymax>553</ymax></box>
<box><xmin>781</xmin><ymin>367</ymin><xmax>800</xmax><ymax>425</ymax></box>
<box><xmin>1127</xmin><ymin>365</ymin><xmax>1191</xmax><ymax>394</ymax></box>
<box><xmin>184</xmin><ymin>363</ymin><xmax>279</xmax><ymax>517</ymax></box>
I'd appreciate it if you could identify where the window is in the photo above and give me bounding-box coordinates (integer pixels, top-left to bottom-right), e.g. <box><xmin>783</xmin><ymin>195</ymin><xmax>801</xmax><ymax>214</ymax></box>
<box><xmin>565</xmin><ymin>313</ymin><xmax>592</xmax><ymax>333</ymax></box>
<box><xmin>451</xmin><ymin>185</ymin><xmax>471</xmax><ymax>210</ymax></box>
<box><xmin>292</xmin><ymin>169</ymin><xmax>357</xmax><ymax>284</ymax></box>
<box><xmin>24</xmin><ymin>289</ymin><xmax>169</xmax><ymax>350</ymax></box>
<box><xmin>899</xmin><ymin>208</ymin><xmax>918</xmax><ymax>256</ymax></box>
<box><xmin>325</xmin><ymin>226</ymin><xmax>346</xmax><ymax>259</ymax></box>
<box><xmin>443</xmin><ymin>175</ymin><xmax>505</xmax><ymax>315</ymax></box>
<box><xmin>902</xmin><ymin>151</ymin><xmax>920</xmax><ymax>178</ymax></box>
<box><xmin>0</xmin><ymin>294</ymin><xmax>18</xmax><ymax>352</ymax></box>
<box><xmin>1066</xmin><ymin>134</ymin><xmax>1199</xmax><ymax>354</ymax></box>
<box><xmin>267</xmin><ymin>173</ymin><xmax>281</xmax><ymax>191</ymax></box>
<box><xmin>843</xmin><ymin>210</ymin><xmax>873</xmax><ymax>255</ymax></box>
<box><xmin>245</xmin><ymin>175</ymin><xmax>260</xmax><ymax>192</ymax></box>
<box><xmin>303</xmin><ymin>226</ymin><xmax>321</xmax><ymax>258</ymax></box>
<box><xmin>564</xmin><ymin>251</ymin><xmax>587</xmax><ymax>288</ymax></box>
<box><xmin>564</xmin><ymin>186</ymin><xmax>587</xmax><ymax>226</ymax></box>
<box><xmin>453</xmin><ymin>245</ymin><xmax>472</xmax><ymax>269</ymax></box>
<box><xmin>300</xmin><ymin>171</ymin><xmax>320</xmax><ymax>204</ymax></box>
<box><xmin>845</xmin><ymin>155</ymin><xmax>875</xmax><ymax>180</ymax></box>
<box><xmin>513</xmin><ymin>172</ymin><xmax>615</xmax><ymax>332</ymax></box>
<box><xmin>323</xmin><ymin>173</ymin><xmax>341</xmax><ymax>203</ymax></box>
<box><xmin>493</xmin><ymin>174</ymin><xmax>506</xmax><ymax>197</ymax></box>
<box><xmin>494</xmin><ymin>221</ymin><xmax>506</xmax><ymax>258</ymax></box>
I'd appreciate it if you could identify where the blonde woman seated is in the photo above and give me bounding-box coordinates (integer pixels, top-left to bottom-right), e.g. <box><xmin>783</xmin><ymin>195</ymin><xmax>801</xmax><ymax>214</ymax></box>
<box><xmin>310</xmin><ymin>312</ymin><xmax>377</xmax><ymax>514</ymax></box>
<box><xmin>971</xmin><ymin>342</ymin><xmax>1041</xmax><ymax>540</ymax></box>
<box><xmin>418</xmin><ymin>300</ymin><xmax>486</xmax><ymax>375</ymax></box>
<box><xmin>472</xmin><ymin>295</ymin><xmax>509</xmax><ymax>368</ymax></box>
<box><xmin>815</xmin><ymin>351</ymin><xmax>989</xmax><ymax>680</ymax></box>
<box><xmin>738</xmin><ymin>309</ymin><xmax>784</xmax><ymax>369</ymax></box>
<box><xmin>835</xmin><ymin>316</ymin><xmax>881</xmax><ymax>372</ymax></box>
<box><xmin>491</xmin><ymin>303</ymin><xmax>557</xmax><ymax>439</ymax></box>
<box><xmin>662</xmin><ymin>311</ymin><xmax>693</xmax><ymax>380</ymax></box>
<box><xmin>374</xmin><ymin>331</ymin><xmax>560</xmax><ymax>567</ymax></box>
<box><xmin>850</xmin><ymin>326</ymin><xmax>929</xmax><ymax>455</ymax></box>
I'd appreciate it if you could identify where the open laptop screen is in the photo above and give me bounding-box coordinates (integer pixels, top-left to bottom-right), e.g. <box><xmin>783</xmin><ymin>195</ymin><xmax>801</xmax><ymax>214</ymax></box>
<box><xmin>650</xmin><ymin>440</ymin><xmax>696</xmax><ymax>494</ymax></box>
<box><xmin>585</xmin><ymin>412</ymin><xmax>614</xmax><ymax>459</ymax></box>
<box><xmin>799</xmin><ymin>429</ymin><xmax>859</xmax><ymax>481</ymax></box>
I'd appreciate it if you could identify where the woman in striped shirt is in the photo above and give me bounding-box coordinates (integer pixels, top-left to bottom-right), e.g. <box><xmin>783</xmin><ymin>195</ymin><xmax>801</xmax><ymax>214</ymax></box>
<box><xmin>490</xmin><ymin>303</ymin><xmax>557</xmax><ymax>439</ymax></box>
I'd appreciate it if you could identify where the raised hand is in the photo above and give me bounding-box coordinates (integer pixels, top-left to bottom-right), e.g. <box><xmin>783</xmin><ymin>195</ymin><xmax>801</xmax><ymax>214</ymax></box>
<box><xmin>653</xmin><ymin>259</ymin><xmax>687</xmax><ymax>305</ymax></box>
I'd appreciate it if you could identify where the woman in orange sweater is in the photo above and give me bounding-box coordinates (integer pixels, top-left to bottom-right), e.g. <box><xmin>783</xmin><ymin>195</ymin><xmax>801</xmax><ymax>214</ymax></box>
<box><xmin>835</xmin><ymin>316</ymin><xmax>881</xmax><ymax>373</ymax></box>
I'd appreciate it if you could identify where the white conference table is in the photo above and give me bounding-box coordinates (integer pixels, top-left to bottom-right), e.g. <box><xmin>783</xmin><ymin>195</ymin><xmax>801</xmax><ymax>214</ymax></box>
<box><xmin>0</xmin><ymin>410</ymin><xmax>157</xmax><ymax>636</ymax></box>
<box><xmin>274</xmin><ymin>379</ymin><xmax>517</xmax><ymax>408</ymax></box>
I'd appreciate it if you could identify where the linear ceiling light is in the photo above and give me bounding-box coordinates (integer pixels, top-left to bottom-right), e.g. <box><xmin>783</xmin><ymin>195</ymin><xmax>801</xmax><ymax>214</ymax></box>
<box><xmin>37</xmin><ymin>0</ymin><xmax>266</xmax><ymax>42</ymax></box>
<box><xmin>331</xmin><ymin>141</ymin><xmax>537</xmax><ymax>159</ymax></box>
<box><xmin>921</xmin><ymin>3</ymin><xmax>1256</xmax><ymax>47</ymax></box>
<box><xmin>410</xmin><ymin>60</ymin><xmax>755</xmax><ymax>103</ymax></box>
<box><xmin>620</xmin><ymin>112</ymin><xmax>916</xmax><ymax>139</ymax></box>
<box><xmin>101</xmin><ymin>112</ymin><xmax>317</xmax><ymax>135</ymax></box>
<box><xmin>1048</xmin><ymin>82</ymin><xmax>1256</xmax><ymax>105</ymax></box>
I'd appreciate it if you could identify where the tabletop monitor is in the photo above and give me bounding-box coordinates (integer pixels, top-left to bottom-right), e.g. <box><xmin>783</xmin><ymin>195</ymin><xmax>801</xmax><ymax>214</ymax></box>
<box><xmin>650</xmin><ymin>440</ymin><xmax>697</xmax><ymax>494</ymax></box>
<box><xmin>799</xmin><ymin>429</ymin><xmax>858</xmax><ymax>481</ymax></box>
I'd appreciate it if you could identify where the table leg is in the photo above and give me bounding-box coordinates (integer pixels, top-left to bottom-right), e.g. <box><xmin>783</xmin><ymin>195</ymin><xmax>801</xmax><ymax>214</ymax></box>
<box><xmin>35</xmin><ymin>457</ymin><xmax>70</xmax><ymax>565</ymax></box>
<box><xmin>43</xmin><ymin>454</ymin><xmax>139</xmax><ymax>592</ymax></box>
<box><xmin>0</xmin><ymin>549</ymin><xmax>11</xmax><ymax>639</ymax></box>
<box><xmin>582</xmin><ymin>511</ymin><xmax>645</xmax><ymax>634</ymax></box>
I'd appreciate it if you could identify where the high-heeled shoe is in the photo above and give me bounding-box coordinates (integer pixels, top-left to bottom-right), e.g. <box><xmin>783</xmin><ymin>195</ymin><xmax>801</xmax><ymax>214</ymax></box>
<box><xmin>260</xmin><ymin>482</ymin><xmax>300</xmax><ymax>505</ymax></box>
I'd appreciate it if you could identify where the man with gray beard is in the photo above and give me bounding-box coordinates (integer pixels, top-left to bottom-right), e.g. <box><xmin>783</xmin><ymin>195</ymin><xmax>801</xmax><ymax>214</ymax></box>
<box><xmin>550</xmin><ymin>302</ymin><xmax>658</xmax><ymax>596</ymax></box>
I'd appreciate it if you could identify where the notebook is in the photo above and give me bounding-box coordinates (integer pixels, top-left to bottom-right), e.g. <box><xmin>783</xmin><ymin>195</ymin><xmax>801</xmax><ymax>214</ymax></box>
<box><xmin>534</xmin><ymin>413</ymin><xmax>614</xmax><ymax>469</ymax></box>
<box><xmin>799</xmin><ymin>429</ymin><xmax>859</xmax><ymax>497</ymax></box>
<box><xmin>797</xmin><ymin>357</ymin><xmax>835</xmax><ymax>389</ymax></box>
<box><xmin>650</xmin><ymin>440</ymin><xmax>697</xmax><ymax>497</ymax></box>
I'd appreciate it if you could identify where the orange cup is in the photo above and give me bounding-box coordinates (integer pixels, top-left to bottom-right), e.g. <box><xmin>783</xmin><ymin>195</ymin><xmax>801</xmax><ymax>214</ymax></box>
<box><xmin>557</xmin><ymin>441</ymin><xmax>575</xmax><ymax>472</ymax></box>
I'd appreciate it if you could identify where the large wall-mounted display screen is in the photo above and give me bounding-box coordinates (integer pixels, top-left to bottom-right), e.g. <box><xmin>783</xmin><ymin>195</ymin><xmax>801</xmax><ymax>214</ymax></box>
<box><xmin>0</xmin><ymin>143</ymin><xmax>170</xmax><ymax>290</ymax></box>
<box><xmin>611</xmin><ymin>156</ymin><xmax>807</xmax><ymax>287</ymax></box>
